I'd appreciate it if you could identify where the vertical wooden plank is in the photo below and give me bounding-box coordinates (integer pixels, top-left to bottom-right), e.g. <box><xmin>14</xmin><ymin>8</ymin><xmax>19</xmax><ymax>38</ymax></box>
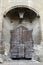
<box><xmin>10</xmin><ymin>25</ymin><xmax>33</xmax><ymax>59</ymax></box>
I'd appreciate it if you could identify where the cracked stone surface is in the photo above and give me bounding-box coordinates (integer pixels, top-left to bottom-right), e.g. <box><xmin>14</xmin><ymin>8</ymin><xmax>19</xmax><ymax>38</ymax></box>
<box><xmin>0</xmin><ymin>60</ymin><xmax>41</xmax><ymax>65</ymax></box>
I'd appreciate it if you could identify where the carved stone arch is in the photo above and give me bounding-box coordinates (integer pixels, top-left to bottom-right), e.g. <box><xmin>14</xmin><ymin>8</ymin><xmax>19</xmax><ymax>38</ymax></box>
<box><xmin>3</xmin><ymin>5</ymin><xmax>39</xmax><ymax>16</ymax></box>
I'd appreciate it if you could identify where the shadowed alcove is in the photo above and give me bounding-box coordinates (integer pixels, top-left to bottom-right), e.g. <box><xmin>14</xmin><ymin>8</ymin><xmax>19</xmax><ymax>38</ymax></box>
<box><xmin>2</xmin><ymin>6</ymin><xmax>41</xmax><ymax>60</ymax></box>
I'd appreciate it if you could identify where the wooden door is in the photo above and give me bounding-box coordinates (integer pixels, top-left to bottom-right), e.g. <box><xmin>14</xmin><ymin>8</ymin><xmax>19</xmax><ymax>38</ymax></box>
<box><xmin>10</xmin><ymin>25</ymin><xmax>33</xmax><ymax>59</ymax></box>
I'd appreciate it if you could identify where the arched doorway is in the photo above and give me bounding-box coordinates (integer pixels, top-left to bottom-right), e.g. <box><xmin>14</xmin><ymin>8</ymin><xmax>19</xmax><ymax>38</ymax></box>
<box><xmin>10</xmin><ymin>25</ymin><xmax>33</xmax><ymax>59</ymax></box>
<box><xmin>2</xmin><ymin>5</ymin><xmax>41</xmax><ymax>60</ymax></box>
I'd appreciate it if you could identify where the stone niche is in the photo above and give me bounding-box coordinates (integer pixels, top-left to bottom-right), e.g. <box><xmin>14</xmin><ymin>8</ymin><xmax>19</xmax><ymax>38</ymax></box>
<box><xmin>1</xmin><ymin>6</ymin><xmax>41</xmax><ymax>60</ymax></box>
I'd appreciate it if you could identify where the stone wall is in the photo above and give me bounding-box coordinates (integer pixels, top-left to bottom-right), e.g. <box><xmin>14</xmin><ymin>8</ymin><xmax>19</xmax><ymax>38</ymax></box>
<box><xmin>0</xmin><ymin>0</ymin><xmax>43</xmax><ymax>62</ymax></box>
<box><xmin>0</xmin><ymin>0</ymin><xmax>43</xmax><ymax>42</ymax></box>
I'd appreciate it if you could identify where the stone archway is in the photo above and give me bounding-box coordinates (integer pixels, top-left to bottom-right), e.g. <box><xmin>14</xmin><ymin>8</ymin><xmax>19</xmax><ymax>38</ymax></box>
<box><xmin>2</xmin><ymin>5</ymin><xmax>41</xmax><ymax>60</ymax></box>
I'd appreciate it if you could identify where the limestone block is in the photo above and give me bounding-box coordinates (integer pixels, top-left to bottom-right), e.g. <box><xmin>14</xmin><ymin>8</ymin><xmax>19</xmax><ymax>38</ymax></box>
<box><xmin>0</xmin><ymin>54</ymin><xmax>3</xmax><ymax>63</ymax></box>
<box><xmin>32</xmin><ymin>19</ymin><xmax>41</xmax><ymax>44</ymax></box>
<box><xmin>33</xmin><ymin>44</ymin><xmax>43</xmax><ymax>62</ymax></box>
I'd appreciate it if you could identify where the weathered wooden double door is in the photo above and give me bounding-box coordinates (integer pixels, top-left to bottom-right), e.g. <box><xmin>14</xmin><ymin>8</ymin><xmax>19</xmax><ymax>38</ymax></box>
<box><xmin>10</xmin><ymin>25</ymin><xmax>33</xmax><ymax>59</ymax></box>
